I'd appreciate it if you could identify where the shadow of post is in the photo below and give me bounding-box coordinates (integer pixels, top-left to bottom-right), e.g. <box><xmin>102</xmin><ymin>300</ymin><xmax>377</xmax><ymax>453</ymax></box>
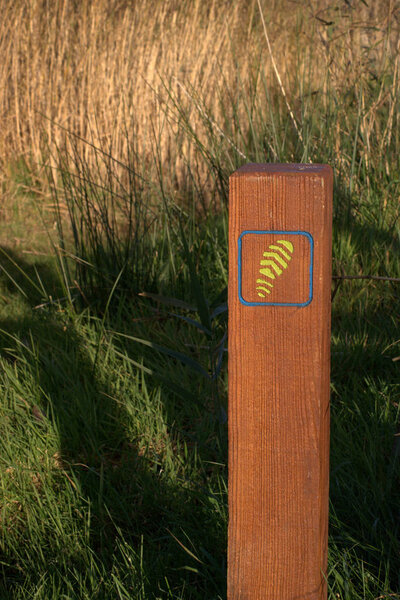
<box><xmin>0</xmin><ymin>247</ymin><xmax>227</xmax><ymax>598</ymax></box>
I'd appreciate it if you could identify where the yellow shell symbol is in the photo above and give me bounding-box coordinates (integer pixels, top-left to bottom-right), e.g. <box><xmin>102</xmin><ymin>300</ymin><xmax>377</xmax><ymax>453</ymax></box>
<box><xmin>256</xmin><ymin>240</ymin><xmax>294</xmax><ymax>297</ymax></box>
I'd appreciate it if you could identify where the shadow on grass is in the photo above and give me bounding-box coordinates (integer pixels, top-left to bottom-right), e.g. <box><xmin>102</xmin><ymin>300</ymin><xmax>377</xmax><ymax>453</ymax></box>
<box><xmin>0</xmin><ymin>248</ymin><xmax>227</xmax><ymax>599</ymax></box>
<box><xmin>329</xmin><ymin>292</ymin><xmax>400</xmax><ymax>590</ymax></box>
<box><xmin>1</xmin><ymin>215</ymin><xmax>399</xmax><ymax>596</ymax></box>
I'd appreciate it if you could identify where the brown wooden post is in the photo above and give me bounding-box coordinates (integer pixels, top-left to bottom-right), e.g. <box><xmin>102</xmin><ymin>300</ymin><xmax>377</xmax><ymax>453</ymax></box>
<box><xmin>228</xmin><ymin>164</ymin><xmax>332</xmax><ymax>599</ymax></box>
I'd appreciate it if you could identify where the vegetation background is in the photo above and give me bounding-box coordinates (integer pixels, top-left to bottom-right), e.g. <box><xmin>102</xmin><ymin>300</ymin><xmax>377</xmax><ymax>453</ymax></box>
<box><xmin>0</xmin><ymin>0</ymin><xmax>399</xmax><ymax>598</ymax></box>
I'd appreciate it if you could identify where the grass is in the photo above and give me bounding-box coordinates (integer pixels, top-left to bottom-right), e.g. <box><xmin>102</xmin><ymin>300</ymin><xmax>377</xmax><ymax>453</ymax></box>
<box><xmin>0</xmin><ymin>0</ymin><xmax>400</xmax><ymax>598</ymax></box>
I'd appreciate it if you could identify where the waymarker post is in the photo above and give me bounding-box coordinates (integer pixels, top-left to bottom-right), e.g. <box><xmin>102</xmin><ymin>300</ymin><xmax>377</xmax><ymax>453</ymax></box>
<box><xmin>228</xmin><ymin>163</ymin><xmax>333</xmax><ymax>599</ymax></box>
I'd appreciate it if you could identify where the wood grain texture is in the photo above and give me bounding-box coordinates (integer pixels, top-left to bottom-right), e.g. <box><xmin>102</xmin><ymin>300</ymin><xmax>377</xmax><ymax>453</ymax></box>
<box><xmin>228</xmin><ymin>163</ymin><xmax>332</xmax><ymax>600</ymax></box>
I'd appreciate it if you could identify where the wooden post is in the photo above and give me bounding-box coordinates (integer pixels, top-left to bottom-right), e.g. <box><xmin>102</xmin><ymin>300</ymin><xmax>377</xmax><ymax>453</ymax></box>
<box><xmin>228</xmin><ymin>164</ymin><xmax>332</xmax><ymax>599</ymax></box>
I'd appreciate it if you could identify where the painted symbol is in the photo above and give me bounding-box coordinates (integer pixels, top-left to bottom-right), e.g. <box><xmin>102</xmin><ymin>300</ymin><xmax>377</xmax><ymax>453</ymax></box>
<box><xmin>256</xmin><ymin>240</ymin><xmax>294</xmax><ymax>297</ymax></box>
<box><xmin>238</xmin><ymin>230</ymin><xmax>313</xmax><ymax>307</ymax></box>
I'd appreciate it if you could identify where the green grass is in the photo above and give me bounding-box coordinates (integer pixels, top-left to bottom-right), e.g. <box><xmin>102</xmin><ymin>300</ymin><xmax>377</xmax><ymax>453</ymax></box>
<box><xmin>1</xmin><ymin>16</ymin><xmax>400</xmax><ymax>599</ymax></box>
<box><xmin>0</xmin><ymin>184</ymin><xmax>398</xmax><ymax>598</ymax></box>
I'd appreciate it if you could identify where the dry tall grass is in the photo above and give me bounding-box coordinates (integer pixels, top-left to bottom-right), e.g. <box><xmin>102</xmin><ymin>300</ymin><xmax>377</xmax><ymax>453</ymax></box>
<box><xmin>1</xmin><ymin>0</ymin><xmax>399</xmax><ymax>190</ymax></box>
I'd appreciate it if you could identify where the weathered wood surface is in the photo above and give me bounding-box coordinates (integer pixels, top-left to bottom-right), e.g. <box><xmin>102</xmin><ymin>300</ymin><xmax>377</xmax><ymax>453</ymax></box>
<box><xmin>228</xmin><ymin>163</ymin><xmax>332</xmax><ymax>599</ymax></box>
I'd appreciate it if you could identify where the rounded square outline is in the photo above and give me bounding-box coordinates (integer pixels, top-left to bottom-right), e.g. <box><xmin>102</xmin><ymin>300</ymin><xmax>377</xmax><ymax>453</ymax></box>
<box><xmin>238</xmin><ymin>230</ymin><xmax>314</xmax><ymax>307</ymax></box>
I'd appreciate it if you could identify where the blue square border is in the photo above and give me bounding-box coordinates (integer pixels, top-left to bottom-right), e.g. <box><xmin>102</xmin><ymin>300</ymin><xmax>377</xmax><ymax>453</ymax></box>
<box><xmin>238</xmin><ymin>230</ymin><xmax>314</xmax><ymax>307</ymax></box>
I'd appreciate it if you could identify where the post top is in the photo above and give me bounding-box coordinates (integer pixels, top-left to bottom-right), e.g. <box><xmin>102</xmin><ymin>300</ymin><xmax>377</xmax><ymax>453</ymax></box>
<box><xmin>230</xmin><ymin>163</ymin><xmax>332</xmax><ymax>177</ymax></box>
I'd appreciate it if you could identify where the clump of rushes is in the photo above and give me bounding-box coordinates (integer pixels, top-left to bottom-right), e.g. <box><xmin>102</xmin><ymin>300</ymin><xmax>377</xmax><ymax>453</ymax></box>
<box><xmin>44</xmin><ymin>130</ymin><xmax>164</xmax><ymax>310</ymax></box>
